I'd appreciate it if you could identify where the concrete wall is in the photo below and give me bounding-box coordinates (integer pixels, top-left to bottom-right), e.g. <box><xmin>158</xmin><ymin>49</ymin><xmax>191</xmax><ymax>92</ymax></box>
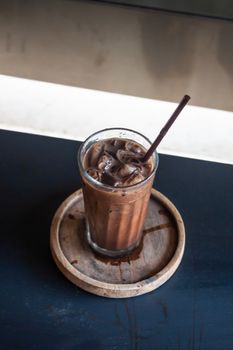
<box><xmin>0</xmin><ymin>0</ymin><xmax>233</xmax><ymax>111</ymax></box>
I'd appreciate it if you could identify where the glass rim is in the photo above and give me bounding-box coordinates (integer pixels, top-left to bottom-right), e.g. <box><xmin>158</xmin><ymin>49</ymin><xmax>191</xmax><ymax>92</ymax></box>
<box><xmin>77</xmin><ymin>127</ymin><xmax>159</xmax><ymax>191</ymax></box>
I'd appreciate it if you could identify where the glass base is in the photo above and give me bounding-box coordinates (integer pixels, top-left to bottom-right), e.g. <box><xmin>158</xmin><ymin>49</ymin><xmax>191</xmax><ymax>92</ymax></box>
<box><xmin>86</xmin><ymin>230</ymin><xmax>139</xmax><ymax>258</ymax></box>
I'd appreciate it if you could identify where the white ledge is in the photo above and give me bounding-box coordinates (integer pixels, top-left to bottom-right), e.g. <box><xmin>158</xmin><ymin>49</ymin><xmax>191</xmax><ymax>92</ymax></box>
<box><xmin>0</xmin><ymin>74</ymin><xmax>232</xmax><ymax>165</ymax></box>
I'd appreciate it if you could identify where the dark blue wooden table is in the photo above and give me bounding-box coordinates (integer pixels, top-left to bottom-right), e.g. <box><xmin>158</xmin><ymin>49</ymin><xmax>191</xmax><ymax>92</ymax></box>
<box><xmin>1</xmin><ymin>130</ymin><xmax>233</xmax><ymax>350</ymax></box>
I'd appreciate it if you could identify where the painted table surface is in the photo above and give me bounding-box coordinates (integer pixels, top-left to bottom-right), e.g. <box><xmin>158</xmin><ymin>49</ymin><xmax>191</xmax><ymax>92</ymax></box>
<box><xmin>1</xmin><ymin>129</ymin><xmax>233</xmax><ymax>350</ymax></box>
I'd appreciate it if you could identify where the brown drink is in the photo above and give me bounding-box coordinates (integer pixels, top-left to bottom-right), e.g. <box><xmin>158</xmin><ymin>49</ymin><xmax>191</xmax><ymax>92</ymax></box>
<box><xmin>78</xmin><ymin>128</ymin><xmax>158</xmax><ymax>257</ymax></box>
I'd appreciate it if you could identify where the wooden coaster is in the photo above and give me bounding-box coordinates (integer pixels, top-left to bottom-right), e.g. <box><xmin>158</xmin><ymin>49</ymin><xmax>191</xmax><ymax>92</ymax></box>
<box><xmin>50</xmin><ymin>189</ymin><xmax>185</xmax><ymax>298</ymax></box>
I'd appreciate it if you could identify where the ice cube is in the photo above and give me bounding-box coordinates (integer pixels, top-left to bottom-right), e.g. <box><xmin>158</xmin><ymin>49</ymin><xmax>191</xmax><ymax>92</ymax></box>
<box><xmin>125</xmin><ymin>141</ymin><xmax>145</xmax><ymax>155</ymax></box>
<box><xmin>88</xmin><ymin>142</ymin><xmax>104</xmax><ymax>166</ymax></box>
<box><xmin>101</xmin><ymin>172</ymin><xmax>119</xmax><ymax>187</ymax></box>
<box><xmin>110</xmin><ymin>139</ymin><xmax>125</xmax><ymax>148</ymax></box>
<box><xmin>116</xmin><ymin>150</ymin><xmax>132</xmax><ymax>163</ymax></box>
<box><xmin>116</xmin><ymin>149</ymin><xmax>142</xmax><ymax>165</ymax></box>
<box><xmin>122</xmin><ymin>169</ymin><xmax>145</xmax><ymax>186</ymax></box>
<box><xmin>141</xmin><ymin>162</ymin><xmax>153</xmax><ymax>176</ymax></box>
<box><xmin>97</xmin><ymin>151</ymin><xmax>115</xmax><ymax>171</ymax></box>
<box><xmin>87</xmin><ymin>168</ymin><xmax>101</xmax><ymax>181</ymax></box>
<box><xmin>117</xmin><ymin>163</ymin><xmax>137</xmax><ymax>178</ymax></box>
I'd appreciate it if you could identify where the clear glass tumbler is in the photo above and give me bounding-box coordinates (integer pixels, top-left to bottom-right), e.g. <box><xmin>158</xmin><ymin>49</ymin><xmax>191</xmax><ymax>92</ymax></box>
<box><xmin>78</xmin><ymin>128</ymin><xmax>159</xmax><ymax>257</ymax></box>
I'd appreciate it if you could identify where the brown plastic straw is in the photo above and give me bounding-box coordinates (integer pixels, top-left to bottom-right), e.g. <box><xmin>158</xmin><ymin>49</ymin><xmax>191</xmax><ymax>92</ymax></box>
<box><xmin>142</xmin><ymin>95</ymin><xmax>191</xmax><ymax>162</ymax></box>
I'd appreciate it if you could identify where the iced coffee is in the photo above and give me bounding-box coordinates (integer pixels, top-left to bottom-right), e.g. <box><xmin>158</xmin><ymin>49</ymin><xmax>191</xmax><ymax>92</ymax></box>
<box><xmin>78</xmin><ymin>128</ymin><xmax>158</xmax><ymax>257</ymax></box>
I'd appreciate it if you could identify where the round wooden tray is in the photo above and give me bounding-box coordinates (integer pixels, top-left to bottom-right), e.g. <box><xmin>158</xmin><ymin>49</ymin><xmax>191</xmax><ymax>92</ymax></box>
<box><xmin>50</xmin><ymin>189</ymin><xmax>185</xmax><ymax>298</ymax></box>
